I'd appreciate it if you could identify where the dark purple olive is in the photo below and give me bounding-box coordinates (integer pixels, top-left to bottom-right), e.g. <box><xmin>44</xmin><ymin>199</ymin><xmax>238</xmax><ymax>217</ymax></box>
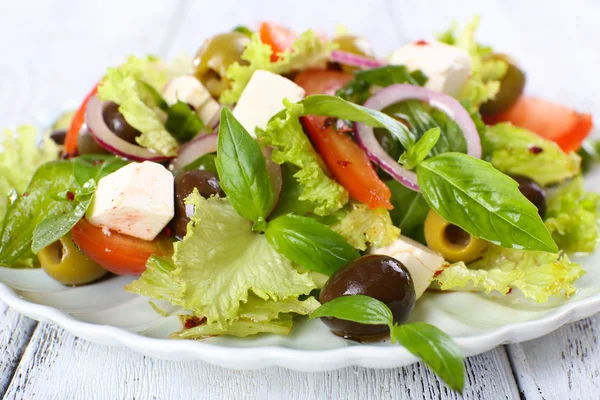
<box><xmin>319</xmin><ymin>255</ymin><xmax>416</xmax><ymax>341</ymax></box>
<box><xmin>511</xmin><ymin>175</ymin><xmax>546</xmax><ymax>218</ymax></box>
<box><xmin>49</xmin><ymin>129</ymin><xmax>67</xmax><ymax>145</ymax></box>
<box><xmin>171</xmin><ymin>170</ymin><xmax>225</xmax><ymax>239</ymax></box>
<box><xmin>103</xmin><ymin>102</ymin><xmax>141</xmax><ymax>144</ymax></box>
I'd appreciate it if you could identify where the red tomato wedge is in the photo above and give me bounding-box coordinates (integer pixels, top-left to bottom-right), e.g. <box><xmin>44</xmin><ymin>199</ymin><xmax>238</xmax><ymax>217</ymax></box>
<box><xmin>64</xmin><ymin>84</ymin><xmax>98</xmax><ymax>157</ymax></box>
<box><xmin>484</xmin><ymin>96</ymin><xmax>593</xmax><ymax>153</ymax></box>
<box><xmin>294</xmin><ymin>70</ymin><xmax>393</xmax><ymax>210</ymax></box>
<box><xmin>260</xmin><ymin>22</ymin><xmax>297</xmax><ymax>62</ymax></box>
<box><xmin>71</xmin><ymin>218</ymin><xmax>173</xmax><ymax>276</ymax></box>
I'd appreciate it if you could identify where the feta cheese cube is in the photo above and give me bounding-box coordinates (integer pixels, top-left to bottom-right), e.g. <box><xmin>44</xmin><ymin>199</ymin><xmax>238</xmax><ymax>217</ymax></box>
<box><xmin>388</xmin><ymin>41</ymin><xmax>472</xmax><ymax>96</ymax></box>
<box><xmin>371</xmin><ymin>235</ymin><xmax>444</xmax><ymax>299</ymax></box>
<box><xmin>233</xmin><ymin>70</ymin><xmax>306</xmax><ymax>137</ymax></box>
<box><xmin>86</xmin><ymin>161</ymin><xmax>174</xmax><ymax>241</ymax></box>
<box><xmin>162</xmin><ymin>75</ymin><xmax>221</xmax><ymax>127</ymax></box>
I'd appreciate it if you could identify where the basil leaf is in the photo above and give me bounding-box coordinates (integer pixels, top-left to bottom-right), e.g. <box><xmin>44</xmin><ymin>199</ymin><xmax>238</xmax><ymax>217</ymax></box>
<box><xmin>336</xmin><ymin>65</ymin><xmax>427</xmax><ymax>104</ymax></box>
<box><xmin>216</xmin><ymin>108</ymin><xmax>274</xmax><ymax>222</ymax></box>
<box><xmin>390</xmin><ymin>322</ymin><xmax>465</xmax><ymax>392</ymax></box>
<box><xmin>74</xmin><ymin>155</ymin><xmax>128</xmax><ymax>187</ymax></box>
<box><xmin>265</xmin><ymin>214</ymin><xmax>359</xmax><ymax>276</ymax></box>
<box><xmin>417</xmin><ymin>153</ymin><xmax>558</xmax><ymax>252</ymax></box>
<box><xmin>269</xmin><ymin>165</ymin><xmax>316</xmax><ymax>219</ymax></box>
<box><xmin>165</xmin><ymin>101</ymin><xmax>205</xmax><ymax>142</ymax></box>
<box><xmin>309</xmin><ymin>294</ymin><xmax>393</xmax><ymax>326</ymax></box>
<box><xmin>0</xmin><ymin>161</ymin><xmax>75</xmax><ymax>267</ymax></box>
<box><xmin>32</xmin><ymin>197</ymin><xmax>91</xmax><ymax>254</ymax></box>
<box><xmin>300</xmin><ymin>95</ymin><xmax>415</xmax><ymax>150</ymax></box>
<box><xmin>388</xmin><ymin>180</ymin><xmax>429</xmax><ymax>244</ymax></box>
<box><xmin>399</xmin><ymin>127</ymin><xmax>440</xmax><ymax>169</ymax></box>
<box><xmin>381</xmin><ymin>100</ymin><xmax>467</xmax><ymax>156</ymax></box>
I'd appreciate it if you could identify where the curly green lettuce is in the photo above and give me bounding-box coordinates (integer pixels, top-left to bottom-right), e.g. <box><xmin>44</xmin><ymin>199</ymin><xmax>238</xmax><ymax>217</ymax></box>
<box><xmin>0</xmin><ymin>126</ymin><xmax>59</xmax><ymax>224</ymax></box>
<box><xmin>330</xmin><ymin>202</ymin><xmax>400</xmax><ymax>251</ymax></box>
<box><xmin>432</xmin><ymin>246</ymin><xmax>584</xmax><ymax>303</ymax></box>
<box><xmin>257</xmin><ymin>100</ymin><xmax>349</xmax><ymax>216</ymax></box>
<box><xmin>486</xmin><ymin>123</ymin><xmax>581</xmax><ymax>186</ymax></box>
<box><xmin>439</xmin><ymin>16</ymin><xmax>508</xmax><ymax>112</ymax></box>
<box><xmin>220</xmin><ymin>30</ymin><xmax>336</xmax><ymax>105</ymax></box>
<box><xmin>544</xmin><ymin>176</ymin><xmax>599</xmax><ymax>253</ymax></box>
<box><xmin>97</xmin><ymin>55</ymin><xmax>179</xmax><ymax>157</ymax></box>
<box><xmin>126</xmin><ymin>191</ymin><xmax>316</xmax><ymax>329</ymax></box>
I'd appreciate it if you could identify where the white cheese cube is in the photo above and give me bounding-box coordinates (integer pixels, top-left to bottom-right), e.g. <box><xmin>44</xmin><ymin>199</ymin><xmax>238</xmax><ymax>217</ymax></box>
<box><xmin>233</xmin><ymin>70</ymin><xmax>306</xmax><ymax>137</ymax></box>
<box><xmin>388</xmin><ymin>41</ymin><xmax>472</xmax><ymax>96</ymax></box>
<box><xmin>371</xmin><ymin>235</ymin><xmax>444</xmax><ymax>299</ymax></box>
<box><xmin>162</xmin><ymin>75</ymin><xmax>221</xmax><ymax>127</ymax></box>
<box><xmin>86</xmin><ymin>161</ymin><xmax>174</xmax><ymax>241</ymax></box>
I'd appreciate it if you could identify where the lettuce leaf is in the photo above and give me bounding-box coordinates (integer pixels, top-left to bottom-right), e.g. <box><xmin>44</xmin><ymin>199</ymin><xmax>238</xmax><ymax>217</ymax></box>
<box><xmin>486</xmin><ymin>123</ymin><xmax>581</xmax><ymax>186</ymax></box>
<box><xmin>544</xmin><ymin>176</ymin><xmax>600</xmax><ymax>253</ymax></box>
<box><xmin>257</xmin><ymin>101</ymin><xmax>349</xmax><ymax>216</ymax></box>
<box><xmin>432</xmin><ymin>246</ymin><xmax>584</xmax><ymax>303</ymax></box>
<box><xmin>126</xmin><ymin>191</ymin><xmax>316</xmax><ymax>328</ymax></box>
<box><xmin>97</xmin><ymin>56</ymin><xmax>179</xmax><ymax>157</ymax></box>
<box><xmin>220</xmin><ymin>30</ymin><xmax>336</xmax><ymax>105</ymax></box>
<box><xmin>330</xmin><ymin>202</ymin><xmax>400</xmax><ymax>251</ymax></box>
<box><xmin>439</xmin><ymin>16</ymin><xmax>508</xmax><ymax>112</ymax></box>
<box><xmin>0</xmin><ymin>126</ymin><xmax>59</xmax><ymax>225</ymax></box>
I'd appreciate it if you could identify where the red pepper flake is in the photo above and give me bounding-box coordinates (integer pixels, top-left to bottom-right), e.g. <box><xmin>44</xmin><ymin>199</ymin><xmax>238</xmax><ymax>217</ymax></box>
<box><xmin>528</xmin><ymin>145</ymin><xmax>543</xmax><ymax>155</ymax></box>
<box><xmin>184</xmin><ymin>316</ymin><xmax>206</xmax><ymax>329</ymax></box>
<box><xmin>506</xmin><ymin>288</ymin><xmax>513</xmax><ymax>294</ymax></box>
<box><xmin>337</xmin><ymin>160</ymin><xmax>352</xmax><ymax>168</ymax></box>
<box><xmin>66</xmin><ymin>191</ymin><xmax>75</xmax><ymax>201</ymax></box>
<box><xmin>322</xmin><ymin>117</ymin><xmax>336</xmax><ymax>129</ymax></box>
<box><xmin>433</xmin><ymin>269</ymin><xmax>443</xmax><ymax>278</ymax></box>
<box><xmin>22</xmin><ymin>192</ymin><xmax>28</xmax><ymax>197</ymax></box>
<box><xmin>92</xmin><ymin>159</ymin><xmax>105</xmax><ymax>166</ymax></box>
<box><xmin>414</xmin><ymin>40</ymin><xmax>429</xmax><ymax>46</ymax></box>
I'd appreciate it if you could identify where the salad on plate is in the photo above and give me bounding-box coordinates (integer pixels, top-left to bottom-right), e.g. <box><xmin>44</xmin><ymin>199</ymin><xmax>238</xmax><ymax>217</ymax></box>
<box><xmin>1</xmin><ymin>17</ymin><xmax>598</xmax><ymax>390</ymax></box>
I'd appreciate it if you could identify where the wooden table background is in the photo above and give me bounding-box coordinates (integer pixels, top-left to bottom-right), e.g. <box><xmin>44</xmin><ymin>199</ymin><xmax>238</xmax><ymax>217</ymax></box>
<box><xmin>1</xmin><ymin>0</ymin><xmax>599</xmax><ymax>398</ymax></box>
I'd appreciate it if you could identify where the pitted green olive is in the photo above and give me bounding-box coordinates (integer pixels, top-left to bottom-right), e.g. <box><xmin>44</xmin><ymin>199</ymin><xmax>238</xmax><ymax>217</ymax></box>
<box><xmin>38</xmin><ymin>233</ymin><xmax>108</xmax><ymax>286</ymax></box>
<box><xmin>480</xmin><ymin>54</ymin><xmax>526</xmax><ymax>115</ymax></box>
<box><xmin>193</xmin><ymin>32</ymin><xmax>250</xmax><ymax>98</ymax></box>
<box><xmin>424</xmin><ymin>210</ymin><xmax>488</xmax><ymax>263</ymax></box>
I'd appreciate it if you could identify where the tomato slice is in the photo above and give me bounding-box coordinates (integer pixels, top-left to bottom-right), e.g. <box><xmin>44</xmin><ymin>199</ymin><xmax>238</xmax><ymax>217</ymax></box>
<box><xmin>64</xmin><ymin>84</ymin><xmax>98</xmax><ymax>157</ymax></box>
<box><xmin>260</xmin><ymin>22</ymin><xmax>297</xmax><ymax>61</ymax></box>
<box><xmin>71</xmin><ymin>218</ymin><xmax>172</xmax><ymax>276</ymax></box>
<box><xmin>294</xmin><ymin>70</ymin><xmax>393</xmax><ymax>210</ymax></box>
<box><xmin>484</xmin><ymin>96</ymin><xmax>593</xmax><ymax>153</ymax></box>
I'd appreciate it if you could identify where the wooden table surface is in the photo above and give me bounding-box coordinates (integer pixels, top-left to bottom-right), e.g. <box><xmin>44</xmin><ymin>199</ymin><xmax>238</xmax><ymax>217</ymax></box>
<box><xmin>1</xmin><ymin>0</ymin><xmax>599</xmax><ymax>398</ymax></box>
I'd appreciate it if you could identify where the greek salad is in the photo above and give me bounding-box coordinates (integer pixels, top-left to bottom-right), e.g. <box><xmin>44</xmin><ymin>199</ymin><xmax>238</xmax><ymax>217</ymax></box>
<box><xmin>1</xmin><ymin>17</ymin><xmax>598</xmax><ymax>390</ymax></box>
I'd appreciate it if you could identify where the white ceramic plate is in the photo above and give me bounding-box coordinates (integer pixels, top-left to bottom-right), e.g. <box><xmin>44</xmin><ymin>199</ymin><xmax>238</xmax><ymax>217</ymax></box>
<box><xmin>0</xmin><ymin>167</ymin><xmax>598</xmax><ymax>372</ymax></box>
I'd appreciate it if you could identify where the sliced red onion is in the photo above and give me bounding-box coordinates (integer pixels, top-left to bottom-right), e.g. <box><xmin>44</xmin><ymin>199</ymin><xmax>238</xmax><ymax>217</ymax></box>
<box><xmin>170</xmin><ymin>133</ymin><xmax>218</xmax><ymax>171</ymax></box>
<box><xmin>86</xmin><ymin>95</ymin><xmax>169</xmax><ymax>162</ymax></box>
<box><xmin>355</xmin><ymin>84</ymin><xmax>482</xmax><ymax>191</ymax></box>
<box><xmin>330</xmin><ymin>50</ymin><xmax>385</xmax><ymax>69</ymax></box>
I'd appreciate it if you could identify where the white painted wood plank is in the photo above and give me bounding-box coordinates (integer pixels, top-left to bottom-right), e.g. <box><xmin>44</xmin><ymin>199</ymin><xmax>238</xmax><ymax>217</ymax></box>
<box><xmin>506</xmin><ymin>315</ymin><xmax>600</xmax><ymax>399</ymax></box>
<box><xmin>4</xmin><ymin>323</ymin><xmax>518</xmax><ymax>400</ymax></box>
<box><xmin>0</xmin><ymin>302</ymin><xmax>36</xmax><ymax>394</ymax></box>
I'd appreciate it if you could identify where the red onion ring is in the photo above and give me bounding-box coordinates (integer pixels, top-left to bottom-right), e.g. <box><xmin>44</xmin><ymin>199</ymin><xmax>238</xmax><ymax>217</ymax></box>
<box><xmin>355</xmin><ymin>84</ymin><xmax>482</xmax><ymax>191</ymax></box>
<box><xmin>86</xmin><ymin>95</ymin><xmax>169</xmax><ymax>162</ymax></box>
<box><xmin>330</xmin><ymin>50</ymin><xmax>385</xmax><ymax>69</ymax></box>
<box><xmin>170</xmin><ymin>133</ymin><xmax>218</xmax><ymax>171</ymax></box>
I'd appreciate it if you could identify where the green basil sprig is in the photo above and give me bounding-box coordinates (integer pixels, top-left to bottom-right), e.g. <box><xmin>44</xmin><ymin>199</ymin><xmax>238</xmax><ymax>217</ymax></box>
<box><xmin>310</xmin><ymin>294</ymin><xmax>464</xmax><ymax>392</ymax></box>
<box><xmin>387</xmin><ymin>180</ymin><xmax>430</xmax><ymax>244</ymax></box>
<box><xmin>265</xmin><ymin>215</ymin><xmax>359</xmax><ymax>276</ymax></box>
<box><xmin>216</xmin><ymin>107</ymin><xmax>274</xmax><ymax>223</ymax></box>
<box><xmin>165</xmin><ymin>101</ymin><xmax>205</xmax><ymax>142</ymax></box>
<box><xmin>399</xmin><ymin>127</ymin><xmax>440</xmax><ymax>170</ymax></box>
<box><xmin>417</xmin><ymin>153</ymin><xmax>558</xmax><ymax>253</ymax></box>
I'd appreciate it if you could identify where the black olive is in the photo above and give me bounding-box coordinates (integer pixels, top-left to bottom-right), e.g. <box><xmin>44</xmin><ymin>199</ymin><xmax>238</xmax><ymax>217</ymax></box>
<box><xmin>511</xmin><ymin>175</ymin><xmax>547</xmax><ymax>218</ymax></box>
<box><xmin>319</xmin><ymin>255</ymin><xmax>416</xmax><ymax>341</ymax></box>
<box><xmin>103</xmin><ymin>102</ymin><xmax>141</xmax><ymax>144</ymax></box>
<box><xmin>49</xmin><ymin>129</ymin><xmax>67</xmax><ymax>145</ymax></box>
<box><xmin>171</xmin><ymin>170</ymin><xmax>225</xmax><ymax>239</ymax></box>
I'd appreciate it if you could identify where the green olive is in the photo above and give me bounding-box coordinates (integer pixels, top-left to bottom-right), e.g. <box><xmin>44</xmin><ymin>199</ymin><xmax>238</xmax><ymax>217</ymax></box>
<box><xmin>480</xmin><ymin>54</ymin><xmax>526</xmax><ymax>115</ymax></box>
<box><xmin>193</xmin><ymin>32</ymin><xmax>250</xmax><ymax>98</ymax></box>
<box><xmin>424</xmin><ymin>210</ymin><xmax>488</xmax><ymax>263</ymax></box>
<box><xmin>77</xmin><ymin>127</ymin><xmax>109</xmax><ymax>156</ymax></box>
<box><xmin>38</xmin><ymin>233</ymin><xmax>107</xmax><ymax>286</ymax></box>
<box><xmin>331</xmin><ymin>35</ymin><xmax>375</xmax><ymax>73</ymax></box>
